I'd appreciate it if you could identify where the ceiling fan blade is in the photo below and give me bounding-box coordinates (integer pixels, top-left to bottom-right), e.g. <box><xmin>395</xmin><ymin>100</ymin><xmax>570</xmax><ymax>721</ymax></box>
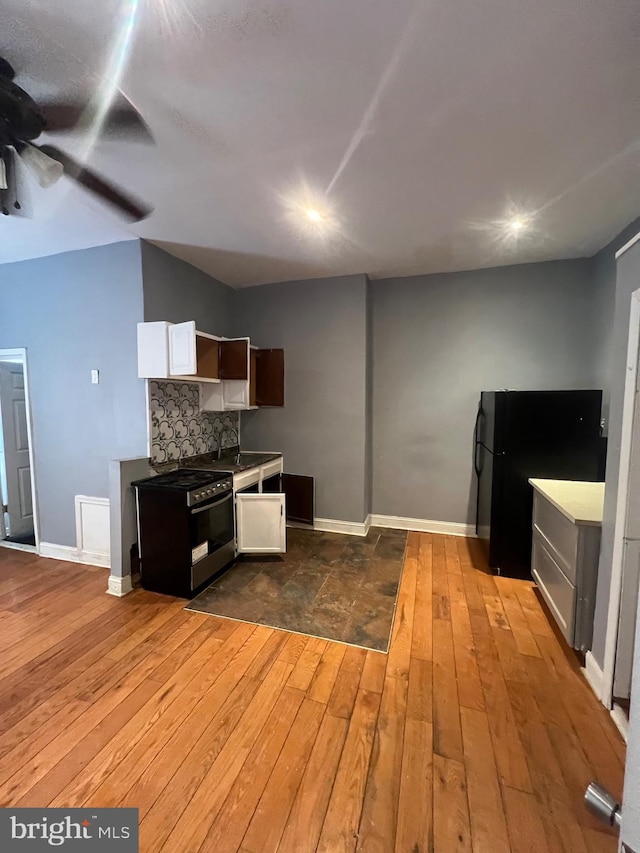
<box><xmin>38</xmin><ymin>144</ymin><xmax>152</xmax><ymax>221</ymax></box>
<box><xmin>0</xmin><ymin>57</ymin><xmax>15</xmax><ymax>80</ymax></box>
<box><xmin>40</xmin><ymin>98</ymin><xmax>153</xmax><ymax>142</ymax></box>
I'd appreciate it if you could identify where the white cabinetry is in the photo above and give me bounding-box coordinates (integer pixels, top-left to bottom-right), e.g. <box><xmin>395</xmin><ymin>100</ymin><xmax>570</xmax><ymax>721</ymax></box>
<box><xmin>234</xmin><ymin>456</ymin><xmax>286</xmax><ymax>555</ymax></box>
<box><xmin>236</xmin><ymin>493</ymin><xmax>286</xmax><ymax>553</ymax></box>
<box><xmin>138</xmin><ymin>320</ymin><xmax>221</xmax><ymax>383</ymax></box>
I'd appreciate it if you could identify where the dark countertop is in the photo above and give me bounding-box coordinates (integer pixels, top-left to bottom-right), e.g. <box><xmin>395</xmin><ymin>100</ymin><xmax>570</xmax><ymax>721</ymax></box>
<box><xmin>176</xmin><ymin>450</ymin><xmax>282</xmax><ymax>474</ymax></box>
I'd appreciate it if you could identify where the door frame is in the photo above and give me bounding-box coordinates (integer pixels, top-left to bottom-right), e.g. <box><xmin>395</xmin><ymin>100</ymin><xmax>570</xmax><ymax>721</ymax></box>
<box><xmin>600</xmin><ymin>242</ymin><xmax>640</xmax><ymax>720</ymax></box>
<box><xmin>0</xmin><ymin>348</ymin><xmax>39</xmax><ymax>552</ymax></box>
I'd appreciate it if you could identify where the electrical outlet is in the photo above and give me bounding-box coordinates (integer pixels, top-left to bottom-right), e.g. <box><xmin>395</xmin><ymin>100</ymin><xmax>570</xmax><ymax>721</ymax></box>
<box><xmin>91</xmin><ymin>369</ymin><xmax>99</xmax><ymax>384</ymax></box>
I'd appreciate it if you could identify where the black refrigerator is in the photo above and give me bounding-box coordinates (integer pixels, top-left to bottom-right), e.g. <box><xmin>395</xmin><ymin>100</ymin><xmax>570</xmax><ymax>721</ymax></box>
<box><xmin>474</xmin><ymin>390</ymin><xmax>605</xmax><ymax>579</ymax></box>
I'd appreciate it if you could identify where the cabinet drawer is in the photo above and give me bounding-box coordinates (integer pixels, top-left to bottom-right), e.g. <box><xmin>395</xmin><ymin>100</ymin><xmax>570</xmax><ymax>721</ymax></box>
<box><xmin>233</xmin><ymin>468</ymin><xmax>260</xmax><ymax>491</ymax></box>
<box><xmin>260</xmin><ymin>458</ymin><xmax>283</xmax><ymax>480</ymax></box>
<box><xmin>533</xmin><ymin>494</ymin><xmax>578</xmax><ymax>576</ymax></box>
<box><xmin>532</xmin><ymin>532</ymin><xmax>576</xmax><ymax>645</ymax></box>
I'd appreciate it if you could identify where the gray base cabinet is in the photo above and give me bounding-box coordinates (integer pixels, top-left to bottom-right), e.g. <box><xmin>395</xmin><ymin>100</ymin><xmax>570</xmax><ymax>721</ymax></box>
<box><xmin>531</xmin><ymin>492</ymin><xmax>601</xmax><ymax>652</ymax></box>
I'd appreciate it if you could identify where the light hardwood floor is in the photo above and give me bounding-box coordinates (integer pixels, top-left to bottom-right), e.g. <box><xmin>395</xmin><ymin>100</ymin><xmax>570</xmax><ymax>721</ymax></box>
<box><xmin>0</xmin><ymin>534</ymin><xmax>625</xmax><ymax>852</ymax></box>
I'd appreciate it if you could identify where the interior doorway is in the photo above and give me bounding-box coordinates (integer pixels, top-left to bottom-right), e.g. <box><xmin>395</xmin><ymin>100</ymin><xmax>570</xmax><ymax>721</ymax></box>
<box><xmin>601</xmin><ymin>283</ymin><xmax>640</xmax><ymax>739</ymax></box>
<box><xmin>0</xmin><ymin>349</ymin><xmax>38</xmax><ymax>553</ymax></box>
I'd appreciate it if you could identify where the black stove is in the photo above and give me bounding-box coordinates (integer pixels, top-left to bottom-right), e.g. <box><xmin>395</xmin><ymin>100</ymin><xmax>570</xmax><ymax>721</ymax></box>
<box><xmin>132</xmin><ymin>469</ymin><xmax>233</xmax><ymax>507</ymax></box>
<box><xmin>132</xmin><ymin>468</ymin><xmax>236</xmax><ymax>598</ymax></box>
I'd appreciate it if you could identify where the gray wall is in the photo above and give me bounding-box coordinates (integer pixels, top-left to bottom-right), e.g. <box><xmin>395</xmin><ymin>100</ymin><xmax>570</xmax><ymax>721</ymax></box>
<box><xmin>236</xmin><ymin>275</ymin><xmax>370</xmax><ymax>523</ymax></box>
<box><xmin>592</xmin><ymin>222</ymin><xmax>640</xmax><ymax>667</ymax></box>
<box><xmin>364</xmin><ymin>278</ymin><xmax>374</xmax><ymax>516</ymax></box>
<box><xmin>141</xmin><ymin>241</ymin><xmax>236</xmax><ymax>336</ymax></box>
<box><xmin>0</xmin><ymin>241</ymin><xmax>147</xmax><ymax>546</ymax></box>
<box><xmin>372</xmin><ymin>259</ymin><xmax>606</xmax><ymax>523</ymax></box>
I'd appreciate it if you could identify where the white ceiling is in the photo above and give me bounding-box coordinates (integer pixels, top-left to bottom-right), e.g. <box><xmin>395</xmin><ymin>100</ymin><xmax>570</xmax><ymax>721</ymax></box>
<box><xmin>2</xmin><ymin>0</ymin><xmax>638</xmax><ymax>286</ymax></box>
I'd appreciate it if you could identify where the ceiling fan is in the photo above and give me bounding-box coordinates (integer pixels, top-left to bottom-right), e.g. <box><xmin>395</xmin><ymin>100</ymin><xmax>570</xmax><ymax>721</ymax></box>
<box><xmin>0</xmin><ymin>55</ymin><xmax>152</xmax><ymax>220</ymax></box>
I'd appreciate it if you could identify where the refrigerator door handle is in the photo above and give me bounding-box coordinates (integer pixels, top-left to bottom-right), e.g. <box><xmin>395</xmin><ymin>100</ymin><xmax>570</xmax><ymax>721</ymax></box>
<box><xmin>474</xmin><ymin>407</ymin><xmax>484</xmax><ymax>476</ymax></box>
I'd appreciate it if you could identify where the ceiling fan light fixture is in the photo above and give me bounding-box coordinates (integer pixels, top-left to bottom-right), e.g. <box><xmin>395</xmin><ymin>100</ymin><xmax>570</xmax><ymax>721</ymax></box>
<box><xmin>18</xmin><ymin>143</ymin><xmax>63</xmax><ymax>189</ymax></box>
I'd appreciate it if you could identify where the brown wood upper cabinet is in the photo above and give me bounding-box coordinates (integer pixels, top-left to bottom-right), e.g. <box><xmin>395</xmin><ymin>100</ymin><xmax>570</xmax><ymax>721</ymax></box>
<box><xmin>136</xmin><ymin>321</ymin><xmax>283</xmax><ymax>411</ymax></box>
<box><xmin>219</xmin><ymin>339</ymin><xmax>249</xmax><ymax>381</ymax></box>
<box><xmin>254</xmin><ymin>348</ymin><xmax>284</xmax><ymax>407</ymax></box>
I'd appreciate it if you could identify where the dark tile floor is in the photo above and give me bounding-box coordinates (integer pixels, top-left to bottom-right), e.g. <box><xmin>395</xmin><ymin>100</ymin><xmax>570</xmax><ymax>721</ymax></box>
<box><xmin>187</xmin><ymin>527</ymin><xmax>408</xmax><ymax>652</ymax></box>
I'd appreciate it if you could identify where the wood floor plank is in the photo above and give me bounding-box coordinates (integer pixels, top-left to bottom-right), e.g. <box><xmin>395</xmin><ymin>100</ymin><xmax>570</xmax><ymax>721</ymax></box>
<box><xmin>15</xmin><ymin>625</ymin><xmax>234</xmax><ymax>807</ymax></box>
<box><xmin>432</xmin><ymin>536</ymin><xmax>451</xmax><ymax>621</ymax></box>
<box><xmin>278</xmin><ymin>712</ymin><xmax>350</xmax><ymax>853</ymax></box>
<box><xmin>407</xmin><ymin>656</ymin><xmax>433</xmax><ymax>723</ymax></box>
<box><xmin>445</xmin><ymin>536</ymin><xmax>462</xmax><ymax>573</ymax></box>
<box><xmin>286</xmin><ymin>645</ymin><xmax>323</xmax><ymax>691</ymax></box>
<box><xmin>513</xmin><ymin>584</ymin><xmax>556</xmax><ymax>639</ymax></box>
<box><xmin>494</xmin><ymin>578</ymin><xmax>542</xmax><ymax>657</ymax></box>
<box><xmin>81</xmin><ymin>625</ymin><xmax>269</xmax><ymax>809</ymax></box>
<box><xmin>356</xmin><ymin>674</ymin><xmax>408</xmax><ymax>851</ymax></box>
<box><xmin>469</xmin><ymin>612</ymin><xmax>533</xmax><ymax>793</ymax></box>
<box><xmin>241</xmin><ymin>698</ymin><xmax>325</xmax><ymax>853</ymax></box>
<box><xmin>307</xmin><ymin>641</ymin><xmax>347</xmax><ymax>704</ymax></box>
<box><xmin>448</xmin><ymin>571</ymin><xmax>485</xmax><ymax>711</ymax></box>
<box><xmin>503</xmin><ymin>785</ymin><xmax>551</xmax><ymax>853</ymax></box>
<box><xmin>359</xmin><ymin>649</ymin><xmax>388</xmax><ymax>694</ymax></box>
<box><xmin>411</xmin><ymin>534</ymin><xmax>433</xmax><ymax>661</ymax></box>
<box><xmin>0</xmin><ymin>613</ymin><xmax>207</xmax><ymax>789</ymax></box>
<box><xmin>505</xmin><ymin>679</ymin><xmax>589</xmax><ymax>853</ymax></box>
<box><xmin>197</xmin><ymin>686</ymin><xmax>306</xmax><ymax>853</ymax></box>
<box><xmin>327</xmin><ymin>645</ymin><xmax>367</xmax><ymax>719</ymax></box>
<box><xmin>395</xmin><ymin>719</ymin><xmax>433</xmax><ymax>853</ymax></box>
<box><xmin>316</xmin><ymin>689</ymin><xmax>381</xmax><ymax>853</ymax></box>
<box><xmin>460</xmin><ymin>707</ymin><xmax>510</xmax><ymax>853</ymax></box>
<box><xmin>149</xmin><ymin>659</ymin><xmax>295</xmax><ymax>853</ymax></box>
<box><xmin>432</xmin><ymin>618</ymin><xmax>464</xmax><ymax>762</ymax></box>
<box><xmin>386</xmin><ymin>554</ymin><xmax>417</xmax><ymax>680</ymax></box>
<box><xmin>433</xmin><ymin>753</ymin><xmax>472</xmax><ymax>852</ymax></box>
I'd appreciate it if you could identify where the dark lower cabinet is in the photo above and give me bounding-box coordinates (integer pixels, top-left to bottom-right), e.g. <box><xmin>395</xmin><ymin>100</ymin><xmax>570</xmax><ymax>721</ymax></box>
<box><xmin>263</xmin><ymin>472</ymin><xmax>314</xmax><ymax>526</ymax></box>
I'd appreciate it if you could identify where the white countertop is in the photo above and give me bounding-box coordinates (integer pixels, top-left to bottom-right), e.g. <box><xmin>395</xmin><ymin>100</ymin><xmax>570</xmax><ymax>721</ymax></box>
<box><xmin>529</xmin><ymin>478</ymin><xmax>605</xmax><ymax>526</ymax></box>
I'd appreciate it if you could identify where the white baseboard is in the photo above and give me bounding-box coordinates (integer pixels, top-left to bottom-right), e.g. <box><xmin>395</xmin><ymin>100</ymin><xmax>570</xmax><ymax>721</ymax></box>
<box><xmin>289</xmin><ymin>514</ymin><xmax>476</xmax><ymax>538</ymax></box>
<box><xmin>289</xmin><ymin>516</ymin><xmax>371</xmax><ymax>537</ymax></box>
<box><xmin>39</xmin><ymin>542</ymin><xmax>79</xmax><ymax>562</ymax></box>
<box><xmin>610</xmin><ymin>703</ymin><xmax>629</xmax><ymax>743</ymax></box>
<box><xmin>369</xmin><ymin>514</ymin><xmax>476</xmax><ymax>537</ymax></box>
<box><xmin>39</xmin><ymin>541</ymin><xmax>111</xmax><ymax>569</ymax></box>
<box><xmin>107</xmin><ymin>574</ymin><xmax>134</xmax><ymax>597</ymax></box>
<box><xmin>583</xmin><ymin>651</ymin><xmax>605</xmax><ymax>701</ymax></box>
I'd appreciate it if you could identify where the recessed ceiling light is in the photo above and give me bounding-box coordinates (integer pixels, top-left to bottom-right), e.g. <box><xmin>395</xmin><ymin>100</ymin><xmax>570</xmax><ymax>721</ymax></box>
<box><xmin>467</xmin><ymin>204</ymin><xmax>538</xmax><ymax>251</ymax></box>
<box><xmin>508</xmin><ymin>216</ymin><xmax>527</xmax><ymax>234</ymax></box>
<box><xmin>279</xmin><ymin>180</ymin><xmax>342</xmax><ymax>241</ymax></box>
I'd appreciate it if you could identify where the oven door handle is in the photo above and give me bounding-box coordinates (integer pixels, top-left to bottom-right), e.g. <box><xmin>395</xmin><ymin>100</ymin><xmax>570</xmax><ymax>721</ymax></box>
<box><xmin>190</xmin><ymin>492</ymin><xmax>233</xmax><ymax>514</ymax></box>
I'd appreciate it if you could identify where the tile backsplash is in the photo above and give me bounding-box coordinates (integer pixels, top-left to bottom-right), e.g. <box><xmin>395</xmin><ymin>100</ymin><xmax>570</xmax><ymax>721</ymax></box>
<box><xmin>149</xmin><ymin>380</ymin><xmax>239</xmax><ymax>464</ymax></box>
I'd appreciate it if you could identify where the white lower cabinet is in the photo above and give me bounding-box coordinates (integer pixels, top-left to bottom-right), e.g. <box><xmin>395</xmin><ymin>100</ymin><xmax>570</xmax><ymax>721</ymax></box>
<box><xmin>236</xmin><ymin>493</ymin><xmax>286</xmax><ymax>554</ymax></box>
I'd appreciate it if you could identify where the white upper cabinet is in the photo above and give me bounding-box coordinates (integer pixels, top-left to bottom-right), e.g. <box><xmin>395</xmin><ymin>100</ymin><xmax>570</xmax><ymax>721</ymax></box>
<box><xmin>138</xmin><ymin>321</ymin><xmax>170</xmax><ymax>378</ymax></box>
<box><xmin>168</xmin><ymin>321</ymin><xmax>197</xmax><ymax>376</ymax></box>
<box><xmin>137</xmin><ymin>321</ymin><xmax>221</xmax><ymax>383</ymax></box>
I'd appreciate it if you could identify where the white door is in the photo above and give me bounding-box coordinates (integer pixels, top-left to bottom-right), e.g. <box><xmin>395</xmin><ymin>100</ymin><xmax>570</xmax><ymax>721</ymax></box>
<box><xmin>168</xmin><ymin>321</ymin><xmax>197</xmax><ymax>376</ymax></box>
<box><xmin>621</xmin><ymin>582</ymin><xmax>640</xmax><ymax>851</ymax></box>
<box><xmin>614</xmin><ymin>315</ymin><xmax>640</xmax><ymax>700</ymax></box>
<box><xmin>0</xmin><ymin>363</ymin><xmax>34</xmax><ymax>539</ymax></box>
<box><xmin>236</xmin><ymin>493</ymin><xmax>286</xmax><ymax>553</ymax></box>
